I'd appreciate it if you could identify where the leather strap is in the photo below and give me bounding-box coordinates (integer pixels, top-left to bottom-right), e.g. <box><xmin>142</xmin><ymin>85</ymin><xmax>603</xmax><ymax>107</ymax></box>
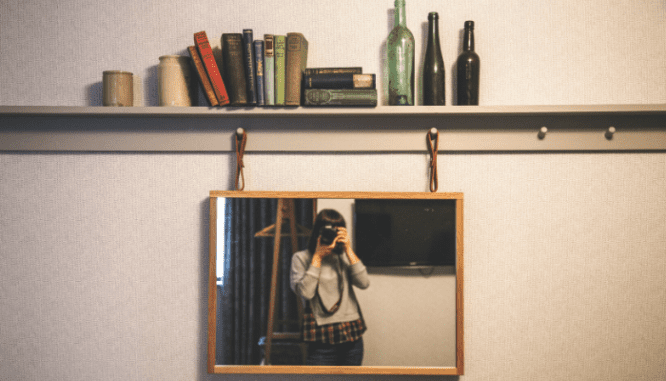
<box><xmin>235</xmin><ymin>130</ymin><xmax>247</xmax><ymax>190</ymax></box>
<box><xmin>427</xmin><ymin>129</ymin><xmax>439</xmax><ymax>192</ymax></box>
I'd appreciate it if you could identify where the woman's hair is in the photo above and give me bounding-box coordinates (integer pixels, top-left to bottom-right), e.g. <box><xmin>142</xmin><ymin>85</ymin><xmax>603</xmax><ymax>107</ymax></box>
<box><xmin>307</xmin><ymin>209</ymin><xmax>346</xmax><ymax>253</ymax></box>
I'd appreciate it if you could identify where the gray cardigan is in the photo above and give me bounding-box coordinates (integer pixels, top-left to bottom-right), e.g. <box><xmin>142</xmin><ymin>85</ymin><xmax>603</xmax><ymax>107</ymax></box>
<box><xmin>290</xmin><ymin>249</ymin><xmax>370</xmax><ymax>326</ymax></box>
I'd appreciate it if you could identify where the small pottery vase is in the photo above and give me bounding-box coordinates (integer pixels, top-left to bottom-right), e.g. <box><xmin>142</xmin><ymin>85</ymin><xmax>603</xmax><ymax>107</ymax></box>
<box><xmin>103</xmin><ymin>70</ymin><xmax>133</xmax><ymax>106</ymax></box>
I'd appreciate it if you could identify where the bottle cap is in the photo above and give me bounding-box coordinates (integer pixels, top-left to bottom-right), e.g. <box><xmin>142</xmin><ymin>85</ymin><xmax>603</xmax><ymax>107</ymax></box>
<box><xmin>465</xmin><ymin>20</ymin><xmax>474</xmax><ymax>29</ymax></box>
<box><xmin>429</xmin><ymin>12</ymin><xmax>439</xmax><ymax>20</ymax></box>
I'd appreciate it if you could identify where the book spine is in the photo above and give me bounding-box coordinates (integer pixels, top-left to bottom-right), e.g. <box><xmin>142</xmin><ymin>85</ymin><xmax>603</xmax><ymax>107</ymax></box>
<box><xmin>304</xmin><ymin>67</ymin><xmax>362</xmax><ymax>76</ymax></box>
<box><xmin>274</xmin><ymin>35</ymin><xmax>286</xmax><ymax>105</ymax></box>
<box><xmin>264</xmin><ymin>35</ymin><xmax>275</xmax><ymax>106</ymax></box>
<box><xmin>193</xmin><ymin>31</ymin><xmax>230</xmax><ymax>105</ymax></box>
<box><xmin>303</xmin><ymin>73</ymin><xmax>376</xmax><ymax>89</ymax></box>
<box><xmin>303</xmin><ymin>89</ymin><xmax>378</xmax><ymax>107</ymax></box>
<box><xmin>285</xmin><ymin>32</ymin><xmax>308</xmax><ymax>106</ymax></box>
<box><xmin>221</xmin><ymin>33</ymin><xmax>248</xmax><ymax>106</ymax></box>
<box><xmin>187</xmin><ymin>46</ymin><xmax>219</xmax><ymax>106</ymax></box>
<box><xmin>253</xmin><ymin>40</ymin><xmax>265</xmax><ymax>106</ymax></box>
<box><xmin>242</xmin><ymin>29</ymin><xmax>257</xmax><ymax>105</ymax></box>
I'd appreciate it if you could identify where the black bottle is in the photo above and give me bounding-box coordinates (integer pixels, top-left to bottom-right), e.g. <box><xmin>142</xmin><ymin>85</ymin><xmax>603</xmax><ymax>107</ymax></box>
<box><xmin>423</xmin><ymin>12</ymin><xmax>445</xmax><ymax>105</ymax></box>
<box><xmin>456</xmin><ymin>21</ymin><xmax>480</xmax><ymax>105</ymax></box>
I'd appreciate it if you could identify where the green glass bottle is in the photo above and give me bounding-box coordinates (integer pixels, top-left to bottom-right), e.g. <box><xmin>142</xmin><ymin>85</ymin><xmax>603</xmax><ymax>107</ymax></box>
<box><xmin>388</xmin><ymin>0</ymin><xmax>415</xmax><ymax>105</ymax></box>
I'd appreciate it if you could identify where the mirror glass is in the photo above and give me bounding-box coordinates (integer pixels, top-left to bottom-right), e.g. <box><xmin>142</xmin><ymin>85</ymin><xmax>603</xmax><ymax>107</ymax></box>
<box><xmin>208</xmin><ymin>191</ymin><xmax>463</xmax><ymax>375</ymax></box>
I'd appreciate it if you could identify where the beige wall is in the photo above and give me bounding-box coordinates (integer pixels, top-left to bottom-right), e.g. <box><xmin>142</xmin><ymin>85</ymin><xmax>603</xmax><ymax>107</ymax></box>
<box><xmin>1</xmin><ymin>0</ymin><xmax>665</xmax><ymax>380</ymax></box>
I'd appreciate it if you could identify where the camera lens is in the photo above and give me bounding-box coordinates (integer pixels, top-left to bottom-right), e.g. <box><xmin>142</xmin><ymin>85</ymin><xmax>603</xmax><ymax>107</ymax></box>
<box><xmin>319</xmin><ymin>225</ymin><xmax>337</xmax><ymax>245</ymax></box>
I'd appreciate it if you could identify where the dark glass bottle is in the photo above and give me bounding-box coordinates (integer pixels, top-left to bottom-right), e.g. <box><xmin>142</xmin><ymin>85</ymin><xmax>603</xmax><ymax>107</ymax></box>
<box><xmin>456</xmin><ymin>21</ymin><xmax>480</xmax><ymax>105</ymax></box>
<box><xmin>423</xmin><ymin>12</ymin><xmax>445</xmax><ymax>105</ymax></box>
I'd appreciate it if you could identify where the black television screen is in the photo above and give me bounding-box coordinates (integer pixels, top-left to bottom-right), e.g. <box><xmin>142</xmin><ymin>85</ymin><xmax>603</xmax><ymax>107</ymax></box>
<box><xmin>353</xmin><ymin>198</ymin><xmax>456</xmax><ymax>267</ymax></box>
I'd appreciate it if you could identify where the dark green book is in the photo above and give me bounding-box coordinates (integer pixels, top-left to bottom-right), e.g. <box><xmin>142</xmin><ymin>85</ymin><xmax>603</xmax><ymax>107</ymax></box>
<box><xmin>221</xmin><ymin>33</ymin><xmax>248</xmax><ymax>106</ymax></box>
<box><xmin>242</xmin><ymin>29</ymin><xmax>257</xmax><ymax>105</ymax></box>
<box><xmin>304</xmin><ymin>67</ymin><xmax>362</xmax><ymax>76</ymax></box>
<box><xmin>303</xmin><ymin>89</ymin><xmax>377</xmax><ymax>107</ymax></box>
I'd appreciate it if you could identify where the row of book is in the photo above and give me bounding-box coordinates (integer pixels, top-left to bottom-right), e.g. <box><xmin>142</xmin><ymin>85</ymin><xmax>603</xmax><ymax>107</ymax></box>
<box><xmin>189</xmin><ymin>31</ymin><xmax>377</xmax><ymax>107</ymax></box>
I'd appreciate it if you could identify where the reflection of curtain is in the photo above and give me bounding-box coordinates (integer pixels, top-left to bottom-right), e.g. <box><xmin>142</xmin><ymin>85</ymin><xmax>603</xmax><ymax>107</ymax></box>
<box><xmin>217</xmin><ymin>198</ymin><xmax>312</xmax><ymax>365</ymax></box>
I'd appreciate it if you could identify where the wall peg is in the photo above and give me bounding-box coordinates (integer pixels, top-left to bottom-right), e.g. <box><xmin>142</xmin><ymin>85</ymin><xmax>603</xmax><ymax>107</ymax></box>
<box><xmin>605</xmin><ymin>126</ymin><xmax>616</xmax><ymax>140</ymax></box>
<box><xmin>235</xmin><ymin>128</ymin><xmax>247</xmax><ymax>190</ymax></box>
<box><xmin>538</xmin><ymin>126</ymin><xmax>548</xmax><ymax>140</ymax></box>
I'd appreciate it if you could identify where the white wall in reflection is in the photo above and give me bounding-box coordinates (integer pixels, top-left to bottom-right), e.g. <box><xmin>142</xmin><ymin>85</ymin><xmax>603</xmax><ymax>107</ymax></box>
<box><xmin>317</xmin><ymin>198</ymin><xmax>456</xmax><ymax>367</ymax></box>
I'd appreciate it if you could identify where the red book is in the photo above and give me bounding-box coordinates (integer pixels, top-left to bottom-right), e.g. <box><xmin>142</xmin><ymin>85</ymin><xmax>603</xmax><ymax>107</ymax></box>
<box><xmin>188</xmin><ymin>46</ymin><xmax>219</xmax><ymax>106</ymax></box>
<box><xmin>194</xmin><ymin>31</ymin><xmax>230</xmax><ymax>105</ymax></box>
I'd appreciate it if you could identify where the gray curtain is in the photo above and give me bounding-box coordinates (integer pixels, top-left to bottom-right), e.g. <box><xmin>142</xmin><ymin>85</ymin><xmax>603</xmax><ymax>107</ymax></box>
<box><xmin>217</xmin><ymin>198</ymin><xmax>312</xmax><ymax>365</ymax></box>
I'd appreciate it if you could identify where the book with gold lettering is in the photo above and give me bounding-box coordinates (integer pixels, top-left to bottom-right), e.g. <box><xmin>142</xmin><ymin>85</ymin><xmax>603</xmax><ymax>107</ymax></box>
<box><xmin>254</xmin><ymin>40</ymin><xmax>265</xmax><ymax>106</ymax></box>
<box><xmin>285</xmin><ymin>32</ymin><xmax>308</xmax><ymax>106</ymax></box>
<box><xmin>274</xmin><ymin>35</ymin><xmax>286</xmax><ymax>105</ymax></box>
<box><xmin>242</xmin><ymin>29</ymin><xmax>257</xmax><ymax>105</ymax></box>
<box><xmin>303</xmin><ymin>89</ymin><xmax>377</xmax><ymax>107</ymax></box>
<box><xmin>193</xmin><ymin>31</ymin><xmax>229</xmax><ymax>105</ymax></box>
<box><xmin>264</xmin><ymin>35</ymin><xmax>275</xmax><ymax>106</ymax></box>
<box><xmin>304</xmin><ymin>67</ymin><xmax>362</xmax><ymax>76</ymax></box>
<box><xmin>187</xmin><ymin>45</ymin><xmax>219</xmax><ymax>106</ymax></box>
<box><xmin>222</xmin><ymin>33</ymin><xmax>248</xmax><ymax>106</ymax></box>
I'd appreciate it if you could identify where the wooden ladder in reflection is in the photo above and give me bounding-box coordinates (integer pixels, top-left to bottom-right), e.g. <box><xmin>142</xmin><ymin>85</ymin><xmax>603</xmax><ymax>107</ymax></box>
<box><xmin>254</xmin><ymin>198</ymin><xmax>310</xmax><ymax>365</ymax></box>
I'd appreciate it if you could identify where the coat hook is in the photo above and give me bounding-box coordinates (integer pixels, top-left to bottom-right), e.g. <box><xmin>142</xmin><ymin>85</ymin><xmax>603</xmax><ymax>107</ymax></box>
<box><xmin>538</xmin><ymin>126</ymin><xmax>548</xmax><ymax>140</ymax></box>
<box><xmin>426</xmin><ymin>128</ymin><xmax>439</xmax><ymax>192</ymax></box>
<box><xmin>235</xmin><ymin>128</ymin><xmax>247</xmax><ymax>191</ymax></box>
<box><xmin>605</xmin><ymin>126</ymin><xmax>616</xmax><ymax>140</ymax></box>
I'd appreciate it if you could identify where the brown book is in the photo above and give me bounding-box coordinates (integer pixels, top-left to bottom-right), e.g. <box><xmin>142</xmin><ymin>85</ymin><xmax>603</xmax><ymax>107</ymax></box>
<box><xmin>303</xmin><ymin>73</ymin><xmax>376</xmax><ymax>89</ymax></box>
<box><xmin>188</xmin><ymin>46</ymin><xmax>219</xmax><ymax>106</ymax></box>
<box><xmin>194</xmin><ymin>31</ymin><xmax>230</xmax><ymax>106</ymax></box>
<box><xmin>285</xmin><ymin>32</ymin><xmax>308</xmax><ymax>106</ymax></box>
<box><xmin>221</xmin><ymin>33</ymin><xmax>248</xmax><ymax>106</ymax></box>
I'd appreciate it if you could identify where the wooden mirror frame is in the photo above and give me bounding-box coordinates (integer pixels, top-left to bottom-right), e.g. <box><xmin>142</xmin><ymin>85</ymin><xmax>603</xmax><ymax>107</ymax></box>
<box><xmin>208</xmin><ymin>191</ymin><xmax>464</xmax><ymax>375</ymax></box>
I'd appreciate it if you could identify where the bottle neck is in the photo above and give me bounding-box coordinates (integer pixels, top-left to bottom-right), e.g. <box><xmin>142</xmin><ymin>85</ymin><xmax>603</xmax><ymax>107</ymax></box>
<box><xmin>428</xmin><ymin>14</ymin><xmax>439</xmax><ymax>45</ymax></box>
<box><xmin>395</xmin><ymin>0</ymin><xmax>406</xmax><ymax>27</ymax></box>
<box><xmin>463</xmin><ymin>26</ymin><xmax>475</xmax><ymax>51</ymax></box>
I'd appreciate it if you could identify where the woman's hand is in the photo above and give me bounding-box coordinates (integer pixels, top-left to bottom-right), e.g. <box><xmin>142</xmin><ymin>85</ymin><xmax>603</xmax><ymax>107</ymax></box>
<box><xmin>311</xmin><ymin>235</ymin><xmax>337</xmax><ymax>267</ymax></box>
<box><xmin>312</xmin><ymin>227</ymin><xmax>361</xmax><ymax>267</ymax></box>
<box><xmin>335</xmin><ymin>227</ymin><xmax>360</xmax><ymax>265</ymax></box>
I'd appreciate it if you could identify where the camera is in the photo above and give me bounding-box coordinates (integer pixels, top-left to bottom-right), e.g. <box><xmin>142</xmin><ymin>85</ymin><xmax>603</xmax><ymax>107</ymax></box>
<box><xmin>319</xmin><ymin>225</ymin><xmax>345</xmax><ymax>254</ymax></box>
<box><xmin>319</xmin><ymin>225</ymin><xmax>338</xmax><ymax>245</ymax></box>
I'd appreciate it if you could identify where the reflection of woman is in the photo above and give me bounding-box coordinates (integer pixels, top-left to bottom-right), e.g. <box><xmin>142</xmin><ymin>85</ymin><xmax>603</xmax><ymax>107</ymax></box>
<box><xmin>290</xmin><ymin>209</ymin><xmax>370</xmax><ymax>366</ymax></box>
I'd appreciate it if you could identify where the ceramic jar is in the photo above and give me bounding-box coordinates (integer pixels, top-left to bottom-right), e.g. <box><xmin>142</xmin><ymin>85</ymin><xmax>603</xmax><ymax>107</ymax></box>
<box><xmin>103</xmin><ymin>70</ymin><xmax>133</xmax><ymax>106</ymax></box>
<box><xmin>158</xmin><ymin>55</ymin><xmax>196</xmax><ymax>106</ymax></box>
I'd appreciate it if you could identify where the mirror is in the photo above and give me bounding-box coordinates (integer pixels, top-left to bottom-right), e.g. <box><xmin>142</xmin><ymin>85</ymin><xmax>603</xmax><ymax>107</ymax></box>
<box><xmin>208</xmin><ymin>191</ymin><xmax>464</xmax><ymax>375</ymax></box>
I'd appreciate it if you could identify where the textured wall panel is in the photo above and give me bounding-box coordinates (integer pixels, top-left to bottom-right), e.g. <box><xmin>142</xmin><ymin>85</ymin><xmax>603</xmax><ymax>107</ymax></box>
<box><xmin>1</xmin><ymin>0</ymin><xmax>666</xmax><ymax>380</ymax></box>
<box><xmin>1</xmin><ymin>0</ymin><xmax>665</xmax><ymax>106</ymax></box>
<box><xmin>1</xmin><ymin>153</ymin><xmax>665</xmax><ymax>381</ymax></box>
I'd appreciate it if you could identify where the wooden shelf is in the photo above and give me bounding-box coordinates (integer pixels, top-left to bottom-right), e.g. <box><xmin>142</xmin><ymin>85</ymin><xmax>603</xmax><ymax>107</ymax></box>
<box><xmin>2</xmin><ymin>104</ymin><xmax>665</xmax><ymax>117</ymax></box>
<box><xmin>1</xmin><ymin>105</ymin><xmax>665</xmax><ymax>152</ymax></box>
